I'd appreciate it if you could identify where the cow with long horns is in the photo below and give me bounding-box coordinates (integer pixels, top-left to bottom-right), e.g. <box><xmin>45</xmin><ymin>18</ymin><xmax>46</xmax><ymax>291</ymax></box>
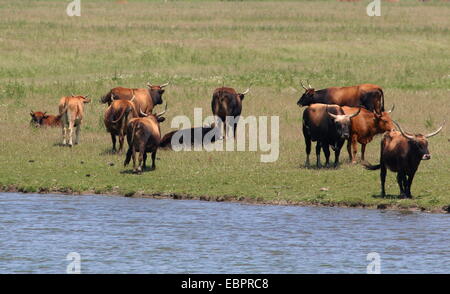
<box><xmin>124</xmin><ymin>104</ymin><xmax>167</xmax><ymax>173</ymax></box>
<box><xmin>297</xmin><ymin>81</ymin><xmax>385</xmax><ymax>114</ymax></box>
<box><xmin>104</xmin><ymin>98</ymin><xmax>139</xmax><ymax>153</ymax></box>
<box><xmin>100</xmin><ymin>81</ymin><xmax>169</xmax><ymax>115</ymax></box>
<box><xmin>363</xmin><ymin>120</ymin><xmax>445</xmax><ymax>198</ymax></box>
<box><xmin>302</xmin><ymin>103</ymin><xmax>361</xmax><ymax>168</ymax></box>
<box><xmin>211</xmin><ymin>87</ymin><xmax>250</xmax><ymax>139</ymax></box>
<box><xmin>342</xmin><ymin>105</ymin><xmax>395</xmax><ymax>163</ymax></box>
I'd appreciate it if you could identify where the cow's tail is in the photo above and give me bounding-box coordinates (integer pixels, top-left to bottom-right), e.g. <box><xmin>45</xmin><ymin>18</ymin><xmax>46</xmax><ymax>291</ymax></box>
<box><xmin>58</xmin><ymin>102</ymin><xmax>69</xmax><ymax>125</ymax></box>
<box><xmin>112</xmin><ymin>105</ymin><xmax>130</xmax><ymax>124</ymax></box>
<box><xmin>362</xmin><ymin>161</ymin><xmax>381</xmax><ymax>171</ymax></box>
<box><xmin>124</xmin><ymin>121</ymin><xmax>139</xmax><ymax>166</ymax></box>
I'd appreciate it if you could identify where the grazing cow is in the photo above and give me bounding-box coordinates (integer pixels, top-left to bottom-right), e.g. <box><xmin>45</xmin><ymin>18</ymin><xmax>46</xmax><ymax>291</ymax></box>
<box><xmin>104</xmin><ymin>99</ymin><xmax>139</xmax><ymax>153</ymax></box>
<box><xmin>58</xmin><ymin>95</ymin><xmax>91</xmax><ymax>147</ymax></box>
<box><xmin>297</xmin><ymin>81</ymin><xmax>385</xmax><ymax>114</ymax></box>
<box><xmin>302</xmin><ymin>103</ymin><xmax>361</xmax><ymax>168</ymax></box>
<box><xmin>363</xmin><ymin>121</ymin><xmax>445</xmax><ymax>198</ymax></box>
<box><xmin>211</xmin><ymin>87</ymin><xmax>249</xmax><ymax>139</ymax></box>
<box><xmin>100</xmin><ymin>81</ymin><xmax>168</xmax><ymax>114</ymax></box>
<box><xmin>159</xmin><ymin>126</ymin><xmax>217</xmax><ymax>149</ymax></box>
<box><xmin>29</xmin><ymin>111</ymin><xmax>61</xmax><ymax>127</ymax></box>
<box><xmin>124</xmin><ymin>105</ymin><xmax>167</xmax><ymax>173</ymax></box>
<box><xmin>342</xmin><ymin>105</ymin><xmax>395</xmax><ymax>163</ymax></box>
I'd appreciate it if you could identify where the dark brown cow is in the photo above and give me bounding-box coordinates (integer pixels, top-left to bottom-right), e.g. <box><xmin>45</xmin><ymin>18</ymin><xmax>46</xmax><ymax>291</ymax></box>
<box><xmin>211</xmin><ymin>87</ymin><xmax>249</xmax><ymax>139</ymax></box>
<box><xmin>297</xmin><ymin>81</ymin><xmax>385</xmax><ymax>114</ymax></box>
<box><xmin>363</xmin><ymin>121</ymin><xmax>444</xmax><ymax>198</ymax></box>
<box><xmin>302</xmin><ymin>103</ymin><xmax>361</xmax><ymax>168</ymax></box>
<box><xmin>104</xmin><ymin>99</ymin><xmax>139</xmax><ymax>153</ymax></box>
<box><xmin>30</xmin><ymin>111</ymin><xmax>62</xmax><ymax>127</ymax></box>
<box><xmin>100</xmin><ymin>82</ymin><xmax>168</xmax><ymax>115</ymax></box>
<box><xmin>342</xmin><ymin>105</ymin><xmax>395</xmax><ymax>163</ymax></box>
<box><xmin>124</xmin><ymin>105</ymin><xmax>167</xmax><ymax>173</ymax></box>
<box><xmin>58</xmin><ymin>95</ymin><xmax>91</xmax><ymax>147</ymax></box>
<box><xmin>159</xmin><ymin>126</ymin><xmax>217</xmax><ymax>150</ymax></box>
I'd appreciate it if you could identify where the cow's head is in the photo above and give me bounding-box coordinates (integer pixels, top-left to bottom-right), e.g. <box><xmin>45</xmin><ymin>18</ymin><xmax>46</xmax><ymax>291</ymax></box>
<box><xmin>374</xmin><ymin>104</ymin><xmax>395</xmax><ymax>132</ymax></box>
<box><xmin>327</xmin><ymin>107</ymin><xmax>361</xmax><ymax>140</ymax></box>
<box><xmin>139</xmin><ymin>102</ymin><xmax>167</xmax><ymax>124</ymax></box>
<box><xmin>147</xmin><ymin>82</ymin><xmax>169</xmax><ymax>106</ymax></box>
<box><xmin>297</xmin><ymin>80</ymin><xmax>316</xmax><ymax>107</ymax></box>
<box><xmin>30</xmin><ymin>110</ymin><xmax>48</xmax><ymax>127</ymax></box>
<box><xmin>393</xmin><ymin>120</ymin><xmax>445</xmax><ymax>161</ymax></box>
<box><xmin>72</xmin><ymin>94</ymin><xmax>90</xmax><ymax>103</ymax></box>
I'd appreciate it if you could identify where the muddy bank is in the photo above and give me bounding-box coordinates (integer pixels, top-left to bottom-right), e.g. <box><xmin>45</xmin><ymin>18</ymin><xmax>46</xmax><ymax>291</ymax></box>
<box><xmin>2</xmin><ymin>185</ymin><xmax>449</xmax><ymax>214</ymax></box>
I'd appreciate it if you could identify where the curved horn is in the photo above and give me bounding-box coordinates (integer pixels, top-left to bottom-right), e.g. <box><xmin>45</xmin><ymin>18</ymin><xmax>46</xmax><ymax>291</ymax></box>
<box><xmin>387</xmin><ymin>104</ymin><xmax>395</xmax><ymax>114</ymax></box>
<box><xmin>307</xmin><ymin>80</ymin><xmax>312</xmax><ymax>89</ymax></box>
<box><xmin>346</xmin><ymin>107</ymin><xmax>361</xmax><ymax>119</ymax></box>
<box><xmin>241</xmin><ymin>88</ymin><xmax>250</xmax><ymax>95</ymax></box>
<box><xmin>393</xmin><ymin>121</ymin><xmax>415</xmax><ymax>140</ymax></box>
<box><xmin>425</xmin><ymin>121</ymin><xmax>445</xmax><ymax>138</ymax></box>
<box><xmin>156</xmin><ymin>103</ymin><xmax>168</xmax><ymax>117</ymax></box>
<box><xmin>326</xmin><ymin>106</ymin><xmax>339</xmax><ymax>120</ymax></box>
<box><xmin>300</xmin><ymin>80</ymin><xmax>308</xmax><ymax>90</ymax></box>
<box><xmin>130</xmin><ymin>94</ymin><xmax>136</xmax><ymax>102</ymax></box>
<box><xmin>84</xmin><ymin>95</ymin><xmax>89</xmax><ymax>98</ymax></box>
<box><xmin>139</xmin><ymin>107</ymin><xmax>148</xmax><ymax>117</ymax></box>
<box><xmin>110</xmin><ymin>94</ymin><xmax>115</xmax><ymax>102</ymax></box>
<box><xmin>160</xmin><ymin>82</ymin><xmax>170</xmax><ymax>88</ymax></box>
<box><xmin>71</xmin><ymin>93</ymin><xmax>75</xmax><ymax>97</ymax></box>
<box><xmin>147</xmin><ymin>82</ymin><xmax>153</xmax><ymax>88</ymax></box>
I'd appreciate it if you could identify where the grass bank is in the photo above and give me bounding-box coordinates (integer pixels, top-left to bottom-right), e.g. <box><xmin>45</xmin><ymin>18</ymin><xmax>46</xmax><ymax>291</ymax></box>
<box><xmin>0</xmin><ymin>0</ymin><xmax>449</xmax><ymax>213</ymax></box>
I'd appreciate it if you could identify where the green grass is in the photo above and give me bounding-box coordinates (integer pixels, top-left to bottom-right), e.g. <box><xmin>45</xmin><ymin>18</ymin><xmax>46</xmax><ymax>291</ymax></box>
<box><xmin>0</xmin><ymin>0</ymin><xmax>449</xmax><ymax>212</ymax></box>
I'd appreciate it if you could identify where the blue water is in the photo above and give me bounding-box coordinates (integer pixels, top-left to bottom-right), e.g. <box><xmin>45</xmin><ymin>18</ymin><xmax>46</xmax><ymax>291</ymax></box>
<box><xmin>0</xmin><ymin>193</ymin><xmax>449</xmax><ymax>273</ymax></box>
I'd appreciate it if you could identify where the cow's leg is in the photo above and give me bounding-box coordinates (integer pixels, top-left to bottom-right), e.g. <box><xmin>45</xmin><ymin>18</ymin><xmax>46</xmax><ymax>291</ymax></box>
<box><xmin>380</xmin><ymin>163</ymin><xmax>387</xmax><ymax>197</ymax></box>
<box><xmin>322</xmin><ymin>143</ymin><xmax>331</xmax><ymax>168</ymax></box>
<box><xmin>137</xmin><ymin>142</ymin><xmax>146</xmax><ymax>173</ymax></box>
<box><xmin>351</xmin><ymin>138</ymin><xmax>359</xmax><ymax>164</ymax></box>
<box><xmin>397</xmin><ymin>171</ymin><xmax>406</xmax><ymax>198</ymax></box>
<box><xmin>68</xmin><ymin>121</ymin><xmax>74</xmax><ymax>147</ymax></box>
<box><xmin>333</xmin><ymin>141</ymin><xmax>344</xmax><ymax>168</ymax></box>
<box><xmin>143</xmin><ymin>152</ymin><xmax>147</xmax><ymax>170</ymax></box>
<box><xmin>361</xmin><ymin>143</ymin><xmax>366</xmax><ymax>162</ymax></box>
<box><xmin>111</xmin><ymin>133</ymin><xmax>117</xmax><ymax>153</ymax></box>
<box><xmin>118</xmin><ymin>133</ymin><xmax>125</xmax><ymax>154</ymax></box>
<box><xmin>303</xmin><ymin>126</ymin><xmax>311</xmax><ymax>167</ymax></box>
<box><xmin>346</xmin><ymin>139</ymin><xmax>352</xmax><ymax>162</ymax></box>
<box><xmin>131</xmin><ymin>147</ymin><xmax>137</xmax><ymax>172</ymax></box>
<box><xmin>74</xmin><ymin>124</ymin><xmax>81</xmax><ymax>145</ymax></box>
<box><xmin>151</xmin><ymin>150</ymin><xmax>157</xmax><ymax>170</ymax></box>
<box><xmin>62</xmin><ymin>126</ymin><xmax>67</xmax><ymax>146</ymax></box>
<box><xmin>315</xmin><ymin>142</ymin><xmax>322</xmax><ymax>168</ymax></box>
<box><xmin>406</xmin><ymin>170</ymin><xmax>416</xmax><ymax>198</ymax></box>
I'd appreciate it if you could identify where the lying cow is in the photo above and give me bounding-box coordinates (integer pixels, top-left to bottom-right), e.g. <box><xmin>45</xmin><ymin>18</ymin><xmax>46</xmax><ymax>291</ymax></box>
<box><xmin>297</xmin><ymin>81</ymin><xmax>385</xmax><ymax>114</ymax></box>
<box><xmin>58</xmin><ymin>95</ymin><xmax>91</xmax><ymax>147</ymax></box>
<box><xmin>363</xmin><ymin>120</ymin><xmax>444</xmax><ymax>198</ymax></box>
<box><xmin>342</xmin><ymin>105</ymin><xmax>394</xmax><ymax>163</ymax></box>
<box><xmin>124</xmin><ymin>105</ymin><xmax>167</xmax><ymax>173</ymax></box>
<box><xmin>211</xmin><ymin>87</ymin><xmax>249</xmax><ymax>139</ymax></box>
<box><xmin>30</xmin><ymin>110</ymin><xmax>62</xmax><ymax>127</ymax></box>
<box><xmin>159</xmin><ymin>126</ymin><xmax>218</xmax><ymax>150</ymax></box>
<box><xmin>104</xmin><ymin>99</ymin><xmax>139</xmax><ymax>153</ymax></box>
<box><xmin>302</xmin><ymin>103</ymin><xmax>361</xmax><ymax>168</ymax></box>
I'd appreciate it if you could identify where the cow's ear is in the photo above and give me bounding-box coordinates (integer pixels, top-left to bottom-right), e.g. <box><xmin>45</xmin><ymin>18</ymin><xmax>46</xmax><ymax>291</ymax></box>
<box><xmin>158</xmin><ymin>89</ymin><xmax>165</xmax><ymax>95</ymax></box>
<box><xmin>239</xmin><ymin>94</ymin><xmax>245</xmax><ymax>100</ymax></box>
<box><xmin>157</xmin><ymin>117</ymin><xmax>166</xmax><ymax>123</ymax></box>
<box><xmin>30</xmin><ymin>111</ymin><xmax>34</xmax><ymax>117</ymax></box>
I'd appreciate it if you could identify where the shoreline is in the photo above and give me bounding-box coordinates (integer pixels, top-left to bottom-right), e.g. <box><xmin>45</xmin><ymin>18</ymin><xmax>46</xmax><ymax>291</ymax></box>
<box><xmin>1</xmin><ymin>185</ymin><xmax>448</xmax><ymax>214</ymax></box>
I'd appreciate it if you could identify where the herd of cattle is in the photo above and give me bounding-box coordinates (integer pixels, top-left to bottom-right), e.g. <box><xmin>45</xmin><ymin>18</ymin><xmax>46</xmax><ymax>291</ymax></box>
<box><xmin>29</xmin><ymin>81</ymin><xmax>444</xmax><ymax>199</ymax></box>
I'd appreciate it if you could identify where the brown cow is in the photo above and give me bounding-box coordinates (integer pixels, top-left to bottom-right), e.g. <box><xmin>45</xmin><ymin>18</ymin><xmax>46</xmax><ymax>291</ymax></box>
<box><xmin>104</xmin><ymin>99</ymin><xmax>139</xmax><ymax>153</ymax></box>
<box><xmin>30</xmin><ymin>111</ymin><xmax>62</xmax><ymax>128</ymax></box>
<box><xmin>124</xmin><ymin>104</ymin><xmax>167</xmax><ymax>173</ymax></box>
<box><xmin>342</xmin><ymin>105</ymin><xmax>395</xmax><ymax>163</ymax></box>
<box><xmin>58</xmin><ymin>95</ymin><xmax>91</xmax><ymax>147</ymax></box>
<box><xmin>211</xmin><ymin>87</ymin><xmax>249</xmax><ymax>139</ymax></box>
<box><xmin>297</xmin><ymin>81</ymin><xmax>385</xmax><ymax>114</ymax></box>
<box><xmin>100</xmin><ymin>81</ymin><xmax>169</xmax><ymax>114</ymax></box>
<box><xmin>363</xmin><ymin>120</ymin><xmax>445</xmax><ymax>198</ymax></box>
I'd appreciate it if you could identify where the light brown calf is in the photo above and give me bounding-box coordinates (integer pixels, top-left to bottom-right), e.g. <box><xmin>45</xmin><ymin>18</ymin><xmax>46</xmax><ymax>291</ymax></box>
<box><xmin>58</xmin><ymin>95</ymin><xmax>91</xmax><ymax>147</ymax></box>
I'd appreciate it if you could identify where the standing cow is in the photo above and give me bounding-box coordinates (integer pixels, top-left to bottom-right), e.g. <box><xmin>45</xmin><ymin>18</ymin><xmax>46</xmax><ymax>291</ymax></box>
<box><xmin>363</xmin><ymin>121</ymin><xmax>444</xmax><ymax>198</ymax></box>
<box><xmin>342</xmin><ymin>105</ymin><xmax>395</xmax><ymax>163</ymax></box>
<box><xmin>302</xmin><ymin>103</ymin><xmax>361</xmax><ymax>168</ymax></box>
<box><xmin>124</xmin><ymin>104</ymin><xmax>167</xmax><ymax>173</ymax></box>
<box><xmin>58</xmin><ymin>95</ymin><xmax>91</xmax><ymax>147</ymax></box>
<box><xmin>30</xmin><ymin>111</ymin><xmax>62</xmax><ymax>128</ymax></box>
<box><xmin>104</xmin><ymin>99</ymin><xmax>139</xmax><ymax>153</ymax></box>
<box><xmin>211</xmin><ymin>87</ymin><xmax>249</xmax><ymax>139</ymax></box>
<box><xmin>100</xmin><ymin>81</ymin><xmax>168</xmax><ymax>115</ymax></box>
<box><xmin>297</xmin><ymin>81</ymin><xmax>385</xmax><ymax>114</ymax></box>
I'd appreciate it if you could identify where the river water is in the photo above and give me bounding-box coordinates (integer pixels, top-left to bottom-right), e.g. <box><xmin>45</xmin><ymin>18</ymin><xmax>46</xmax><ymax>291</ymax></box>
<box><xmin>0</xmin><ymin>193</ymin><xmax>449</xmax><ymax>273</ymax></box>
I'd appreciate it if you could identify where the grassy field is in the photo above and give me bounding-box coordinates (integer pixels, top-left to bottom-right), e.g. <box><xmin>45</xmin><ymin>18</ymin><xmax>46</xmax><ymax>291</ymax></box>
<box><xmin>0</xmin><ymin>0</ymin><xmax>449</xmax><ymax>212</ymax></box>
